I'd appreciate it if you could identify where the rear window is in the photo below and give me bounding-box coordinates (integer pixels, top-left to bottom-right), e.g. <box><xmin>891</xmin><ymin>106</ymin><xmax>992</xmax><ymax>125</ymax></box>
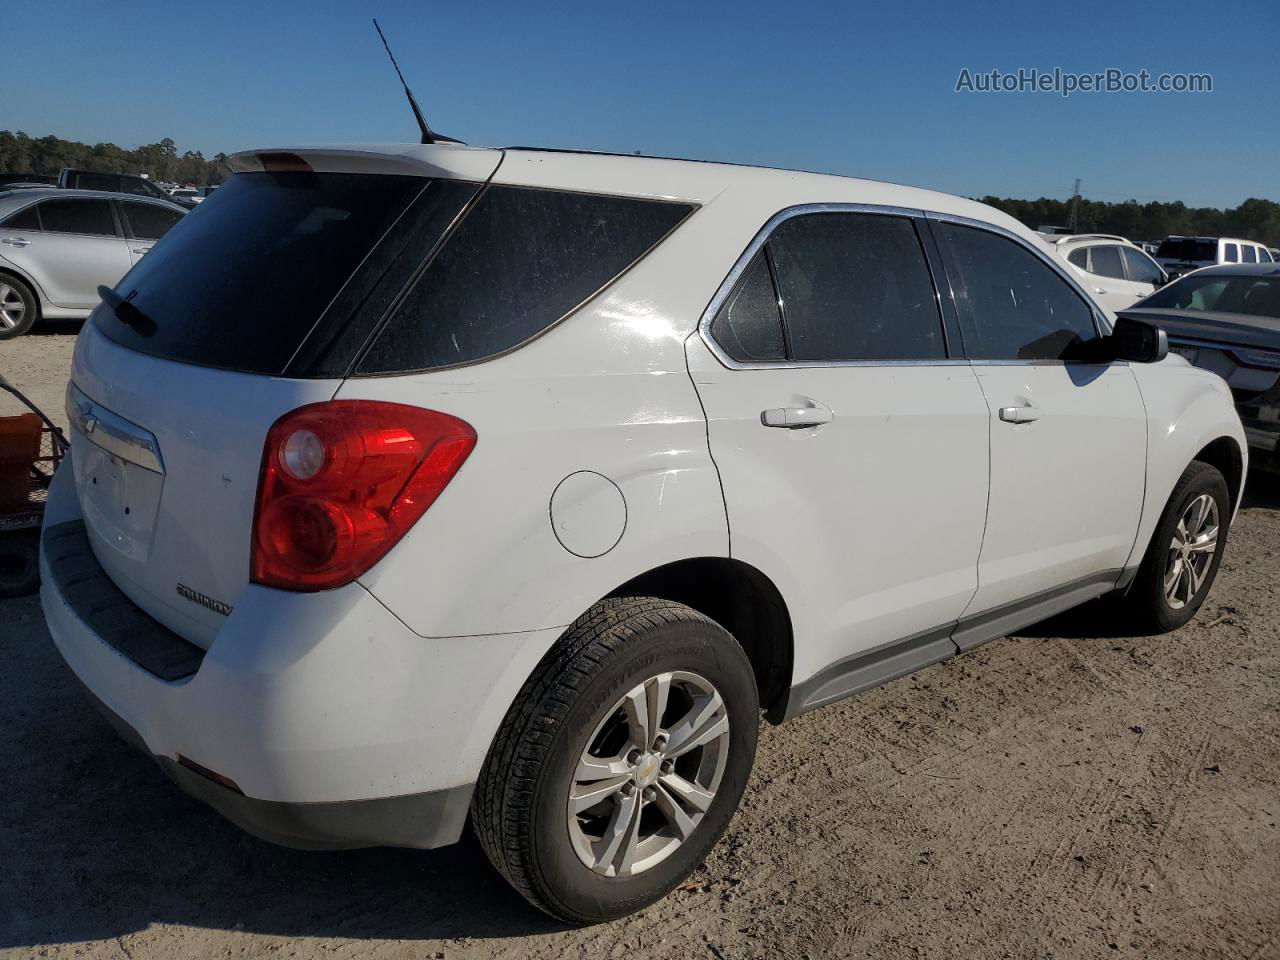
<box><xmin>97</xmin><ymin>172</ymin><xmax>435</xmax><ymax>374</ymax></box>
<box><xmin>356</xmin><ymin>186</ymin><xmax>694</xmax><ymax>374</ymax></box>
<box><xmin>1156</xmin><ymin>238</ymin><xmax>1216</xmax><ymax>262</ymax></box>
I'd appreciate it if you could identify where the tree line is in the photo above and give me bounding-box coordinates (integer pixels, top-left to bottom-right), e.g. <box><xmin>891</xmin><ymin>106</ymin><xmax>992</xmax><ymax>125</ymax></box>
<box><xmin>3</xmin><ymin>130</ymin><xmax>1277</xmax><ymax>245</ymax></box>
<box><xmin>0</xmin><ymin>131</ymin><xmax>228</xmax><ymax>186</ymax></box>
<box><xmin>979</xmin><ymin>195</ymin><xmax>1280</xmax><ymax>248</ymax></box>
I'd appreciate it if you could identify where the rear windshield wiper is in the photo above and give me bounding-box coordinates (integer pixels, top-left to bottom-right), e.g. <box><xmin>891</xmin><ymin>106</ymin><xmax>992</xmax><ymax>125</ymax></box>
<box><xmin>97</xmin><ymin>286</ymin><xmax>157</xmax><ymax>337</ymax></box>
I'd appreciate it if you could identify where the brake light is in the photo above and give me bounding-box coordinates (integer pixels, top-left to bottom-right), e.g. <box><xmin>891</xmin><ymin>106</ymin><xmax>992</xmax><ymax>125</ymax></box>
<box><xmin>252</xmin><ymin>401</ymin><xmax>476</xmax><ymax>591</ymax></box>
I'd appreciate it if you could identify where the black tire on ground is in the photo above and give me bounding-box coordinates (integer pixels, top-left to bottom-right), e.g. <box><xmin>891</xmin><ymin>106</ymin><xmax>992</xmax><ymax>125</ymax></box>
<box><xmin>0</xmin><ymin>274</ymin><xmax>38</xmax><ymax>340</ymax></box>
<box><xmin>1125</xmin><ymin>460</ymin><xmax>1231</xmax><ymax>633</ymax></box>
<box><xmin>0</xmin><ymin>532</ymin><xmax>40</xmax><ymax>598</ymax></box>
<box><xmin>472</xmin><ymin>596</ymin><xmax>760</xmax><ymax>924</ymax></box>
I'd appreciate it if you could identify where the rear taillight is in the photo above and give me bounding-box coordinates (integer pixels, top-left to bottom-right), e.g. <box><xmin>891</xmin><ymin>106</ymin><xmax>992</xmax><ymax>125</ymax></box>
<box><xmin>252</xmin><ymin>401</ymin><xmax>476</xmax><ymax>591</ymax></box>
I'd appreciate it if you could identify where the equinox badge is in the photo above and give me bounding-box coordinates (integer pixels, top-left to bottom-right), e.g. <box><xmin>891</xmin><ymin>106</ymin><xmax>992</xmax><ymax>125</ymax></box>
<box><xmin>176</xmin><ymin>583</ymin><xmax>233</xmax><ymax>617</ymax></box>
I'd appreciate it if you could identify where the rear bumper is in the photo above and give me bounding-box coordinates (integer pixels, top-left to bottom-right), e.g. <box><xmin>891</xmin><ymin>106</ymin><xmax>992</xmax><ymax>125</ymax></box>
<box><xmin>40</xmin><ymin>459</ymin><xmax>565</xmax><ymax>850</ymax></box>
<box><xmin>68</xmin><ymin>661</ymin><xmax>472</xmax><ymax>850</ymax></box>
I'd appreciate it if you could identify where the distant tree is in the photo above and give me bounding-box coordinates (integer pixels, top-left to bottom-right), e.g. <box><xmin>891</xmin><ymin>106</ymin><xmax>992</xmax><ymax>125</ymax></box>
<box><xmin>980</xmin><ymin>194</ymin><xmax>1280</xmax><ymax>247</ymax></box>
<box><xmin>0</xmin><ymin>130</ymin><xmax>228</xmax><ymax>185</ymax></box>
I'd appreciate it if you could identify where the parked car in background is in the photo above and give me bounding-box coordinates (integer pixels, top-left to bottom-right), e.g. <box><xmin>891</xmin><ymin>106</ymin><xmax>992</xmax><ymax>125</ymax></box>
<box><xmin>0</xmin><ymin>173</ymin><xmax>57</xmax><ymax>189</ymax></box>
<box><xmin>1155</xmin><ymin>236</ymin><xmax>1274</xmax><ymax>279</ymax></box>
<box><xmin>41</xmin><ymin>142</ymin><xmax>1245</xmax><ymax>924</ymax></box>
<box><xmin>1047</xmin><ymin>234</ymin><xmax>1168</xmax><ymax>313</ymax></box>
<box><xmin>58</xmin><ymin>168</ymin><xmax>197</xmax><ymax>209</ymax></box>
<box><xmin>0</xmin><ymin>188</ymin><xmax>187</xmax><ymax>338</ymax></box>
<box><xmin>169</xmin><ymin>187</ymin><xmax>204</xmax><ymax>204</ymax></box>
<box><xmin>1123</xmin><ymin>262</ymin><xmax>1280</xmax><ymax>465</ymax></box>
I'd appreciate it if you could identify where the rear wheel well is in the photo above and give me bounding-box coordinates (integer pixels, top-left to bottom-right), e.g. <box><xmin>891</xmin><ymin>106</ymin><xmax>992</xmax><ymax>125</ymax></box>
<box><xmin>607</xmin><ymin>558</ymin><xmax>793</xmax><ymax>722</ymax></box>
<box><xmin>1193</xmin><ymin>436</ymin><xmax>1243</xmax><ymax>512</ymax></box>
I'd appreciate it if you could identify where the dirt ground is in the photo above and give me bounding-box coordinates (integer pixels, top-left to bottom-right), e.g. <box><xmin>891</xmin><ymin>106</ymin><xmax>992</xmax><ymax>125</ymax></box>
<box><xmin>2</xmin><ymin>330</ymin><xmax>1278</xmax><ymax>960</ymax></box>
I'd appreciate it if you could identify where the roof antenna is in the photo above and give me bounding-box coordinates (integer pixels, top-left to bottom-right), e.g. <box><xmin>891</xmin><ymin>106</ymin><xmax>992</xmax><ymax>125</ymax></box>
<box><xmin>372</xmin><ymin>18</ymin><xmax>462</xmax><ymax>145</ymax></box>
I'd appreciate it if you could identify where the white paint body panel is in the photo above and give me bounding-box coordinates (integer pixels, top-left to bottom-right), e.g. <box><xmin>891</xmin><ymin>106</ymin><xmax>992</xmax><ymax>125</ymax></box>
<box><xmin>963</xmin><ymin>362</ymin><xmax>1147</xmax><ymax>613</ymax></box>
<box><xmin>687</xmin><ymin>338</ymin><xmax>990</xmax><ymax>683</ymax></box>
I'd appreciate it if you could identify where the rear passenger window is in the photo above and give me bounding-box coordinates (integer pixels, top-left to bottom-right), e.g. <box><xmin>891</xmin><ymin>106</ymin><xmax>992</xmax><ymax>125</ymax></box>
<box><xmin>1242</xmin><ymin>245</ymin><xmax>1257</xmax><ymax>263</ymax></box>
<box><xmin>1067</xmin><ymin>249</ymin><xmax>1089</xmax><ymax>269</ymax></box>
<box><xmin>122</xmin><ymin>202</ymin><xmax>183</xmax><ymax>240</ymax></box>
<box><xmin>1225</xmin><ymin>244</ymin><xmax>1239</xmax><ymax>263</ymax></box>
<box><xmin>936</xmin><ymin>222</ymin><xmax>1098</xmax><ymax>361</ymax></box>
<box><xmin>358</xmin><ymin>186</ymin><xmax>693</xmax><ymax>373</ymax></box>
<box><xmin>710</xmin><ymin>251</ymin><xmax>785</xmax><ymax>362</ymax></box>
<box><xmin>1088</xmin><ymin>245</ymin><xmax>1125</xmax><ymax>280</ymax></box>
<box><xmin>37</xmin><ymin>198</ymin><xmax>116</xmax><ymax>236</ymax></box>
<box><xmin>766</xmin><ymin>213</ymin><xmax>945</xmax><ymax>361</ymax></box>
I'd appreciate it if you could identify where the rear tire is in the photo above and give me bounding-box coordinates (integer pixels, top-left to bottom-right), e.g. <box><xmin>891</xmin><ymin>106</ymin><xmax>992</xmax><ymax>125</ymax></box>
<box><xmin>0</xmin><ymin>532</ymin><xmax>40</xmax><ymax>598</ymax></box>
<box><xmin>0</xmin><ymin>275</ymin><xmax>38</xmax><ymax>340</ymax></box>
<box><xmin>472</xmin><ymin>597</ymin><xmax>759</xmax><ymax>924</ymax></box>
<box><xmin>1125</xmin><ymin>461</ymin><xmax>1230</xmax><ymax>632</ymax></box>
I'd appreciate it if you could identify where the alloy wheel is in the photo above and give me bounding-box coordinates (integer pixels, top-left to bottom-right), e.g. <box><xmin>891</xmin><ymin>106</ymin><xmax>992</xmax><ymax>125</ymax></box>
<box><xmin>568</xmin><ymin>670</ymin><xmax>730</xmax><ymax>877</ymax></box>
<box><xmin>0</xmin><ymin>283</ymin><xmax>26</xmax><ymax>331</ymax></box>
<box><xmin>1164</xmin><ymin>492</ymin><xmax>1219</xmax><ymax>609</ymax></box>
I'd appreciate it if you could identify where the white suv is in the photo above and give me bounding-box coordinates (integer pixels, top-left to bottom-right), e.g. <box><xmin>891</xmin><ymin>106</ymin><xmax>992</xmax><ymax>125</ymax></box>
<box><xmin>1048</xmin><ymin>234</ymin><xmax>1169</xmax><ymax>313</ymax></box>
<box><xmin>42</xmin><ymin>143</ymin><xmax>1246</xmax><ymax>923</ymax></box>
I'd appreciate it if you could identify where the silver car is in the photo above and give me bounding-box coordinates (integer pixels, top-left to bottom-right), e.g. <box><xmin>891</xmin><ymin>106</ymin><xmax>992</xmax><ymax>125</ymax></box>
<box><xmin>0</xmin><ymin>188</ymin><xmax>187</xmax><ymax>339</ymax></box>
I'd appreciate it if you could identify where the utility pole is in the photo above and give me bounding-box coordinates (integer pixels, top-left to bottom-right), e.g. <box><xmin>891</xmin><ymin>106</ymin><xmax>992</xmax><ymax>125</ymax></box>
<box><xmin>1069</xmin><ymin>178</ymin><xmax>1082</xmax><ymax>233</ymax></box>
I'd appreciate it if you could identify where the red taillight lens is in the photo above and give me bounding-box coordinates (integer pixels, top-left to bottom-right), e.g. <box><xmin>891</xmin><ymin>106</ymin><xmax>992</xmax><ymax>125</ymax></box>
<box><xmin>252</xmin><ymin>401</ymin><xmax>476</xmax><ymax>591</ymax></box>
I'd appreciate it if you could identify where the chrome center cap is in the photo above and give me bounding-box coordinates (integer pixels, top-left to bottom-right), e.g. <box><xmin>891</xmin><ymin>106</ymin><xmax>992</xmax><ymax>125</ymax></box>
<box><xmin>635</xmin><ymin>753</ymin><xmax>661</xmax><ymax>788</ymax></box>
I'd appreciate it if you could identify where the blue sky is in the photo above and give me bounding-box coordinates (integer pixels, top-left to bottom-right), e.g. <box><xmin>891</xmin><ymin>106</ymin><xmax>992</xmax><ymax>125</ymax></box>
<box><xmin>5</xmin><ymin>0</ymin><xmax>1277</xmax><ymax>208</ymax></box>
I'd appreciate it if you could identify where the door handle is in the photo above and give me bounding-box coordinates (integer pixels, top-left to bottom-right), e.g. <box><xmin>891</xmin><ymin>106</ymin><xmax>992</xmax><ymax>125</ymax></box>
<box><xmin>1093</xmin><ymin>287</ymin><xmax>1108</xmax><ymax>295</ymax></box>
<box><xmin>761</xmin><ymin>405</ymin><xmax>834</xmax><ymax>428</ymax></box>
<box><xmin>998</xmin><ymin>405</ymin><xmax>1041</xmax><ymax>424</ymax></box>
<box><xmin>132</xmin><ymin>246</ymin><xmax>153</xmax><ymax>255</ymax></box>
<box><xmin>1</xmin><ymin>237</ymin><xmax>31</xmax><ymax>247</ymax></box>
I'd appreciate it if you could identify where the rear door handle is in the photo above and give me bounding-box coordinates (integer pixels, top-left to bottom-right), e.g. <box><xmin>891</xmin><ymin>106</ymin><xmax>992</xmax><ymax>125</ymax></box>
<box><xmin>1</xmin><ymin>237</ymin><xmax>31</xmax><ymax>247</ymax></box>
<box><xmin>999</xmin><ymin>405</ymin><xmax>1041</xmax><ymax>424</ymax></box>
<box><xmin>761</xmin><ymin>405</ymin><xmax>834</xmax><ymax>428</ymax></box>
<box><xmin>132</xmin><ymin>246</ymin><xmax>153</xmax><ymax>255</ymax></box>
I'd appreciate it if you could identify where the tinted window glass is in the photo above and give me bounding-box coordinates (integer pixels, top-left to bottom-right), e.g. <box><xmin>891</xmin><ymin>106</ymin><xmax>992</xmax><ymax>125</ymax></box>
<box><xmin>97</xmin><ymin>172</ymin><xmax>431</xmax><ymax>374</ymax></box>
<box><xmin>1224</xmin><ymin>244</ymin><xmax>1239</xmax><ymax>262</ymax></box>
<box><xmin>766</xmin><ymin>213</ymin><xmax>945</xmax><ymax>361</ymax></box>
<box><xmin>121</xmin><ymin>178</ymin><xmax>170</xmax><ymax>201</ymax></box>
<box><xmin>1067</xmin><ymin>248</ymin><xmax>1088</xmax><ymax>269</ymax></box>
<box><xmin>1261</xmin><ymin>249</ymin><xmax>1274</xmax><ymax>263</ymax></box>
<box><xmin>1156</xmin><ymin>238</ymin><xmax>1216</xmax><ymax>262</ymax></box>
<box><xmin>38</xmin><ymin>198</ymin><xmax>116</xmax><ymax>236</ymax></box>
<box><xmin>1089</xmin><ymin>244</ymin><xmax>1125</xmax><ymax>279</ymax></box>
<box><xmin>1141</xmin><ymin>275</ymin><xmax>1280</xmax><ymax>317</ymax></box>
<box><xmin>710</xmin><ymin>251</ymin><xmax>785</xmax><ymax>362</ymax></box>
<box><xmin>937</xmin><ymin>222</ymin><xmax>1097</xmax><ymax>360</ymax></box>
<box><xmin>1121</xmin><ymin>246</ymin><xmax>1164</xmax><ymax>284</ymax></box>
<box><xmin>122</xmin><ymin>202</ymin><xmax>183</xmax><ymax>240</ymax></box>
<box><xmin>1</xmin><ymin>204</ymin><xmax>41</xmax><ymax>230</ymax></box>
<box><xmin>359</xmin><ymin>186</ymin><xmax>693</xmax><ymax>373</ymax></box>
<box><xmin>69</xmin><ymin>172</ymin><xmax>121</xmax><ymax>192</ymax></box>
<box><xmin>1242</xmin><ymin>245</ymin><xmax>1257</xmax><ymax>263</ymax></box>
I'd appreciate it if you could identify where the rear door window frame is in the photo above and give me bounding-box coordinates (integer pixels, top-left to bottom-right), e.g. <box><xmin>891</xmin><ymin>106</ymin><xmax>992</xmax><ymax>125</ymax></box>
<box><xmin>699</xmin><ymin>203</ymin><xmax>967</xmax><ymax>369</ymax></box>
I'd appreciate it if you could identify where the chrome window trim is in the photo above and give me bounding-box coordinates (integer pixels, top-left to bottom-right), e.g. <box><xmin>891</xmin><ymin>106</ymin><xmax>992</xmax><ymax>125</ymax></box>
<box><xmin>697</xmin><ymin>202</ymin><xmax>968</xmax><ymax>371</ymax></box>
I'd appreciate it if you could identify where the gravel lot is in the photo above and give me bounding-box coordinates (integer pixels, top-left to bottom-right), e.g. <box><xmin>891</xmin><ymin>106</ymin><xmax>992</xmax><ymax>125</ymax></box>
<box><xmin>2</xmin><ymin>329</ymin><xmax>1278</xmax><ymax>960</ymax></box>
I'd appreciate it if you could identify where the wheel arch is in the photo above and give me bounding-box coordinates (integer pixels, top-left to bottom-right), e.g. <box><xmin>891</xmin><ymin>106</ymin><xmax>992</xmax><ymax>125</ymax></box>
<box><xmin>1192</xmin><ymin>434</ymin><xmax>1244</xmax><ymax>514</ymax></box>
<box><xmin>605</xmin><ymin>556</ymin><xmax>795</xmax><ymax>723</ymax></box>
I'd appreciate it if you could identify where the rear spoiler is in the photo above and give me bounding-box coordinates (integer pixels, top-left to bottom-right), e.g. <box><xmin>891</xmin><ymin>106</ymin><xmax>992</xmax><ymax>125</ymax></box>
<box><xmin>226</xmin><ymin>144</ymin><xmax>503</xmax><ymax>182</ymax></box>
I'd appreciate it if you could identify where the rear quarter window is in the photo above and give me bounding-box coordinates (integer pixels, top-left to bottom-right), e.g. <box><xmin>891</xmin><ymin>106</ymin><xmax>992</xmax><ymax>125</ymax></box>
<box><xmin>356</xmin><ymin>186</ymin><xmax>694</xmax><ymax>374</ymax></box>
